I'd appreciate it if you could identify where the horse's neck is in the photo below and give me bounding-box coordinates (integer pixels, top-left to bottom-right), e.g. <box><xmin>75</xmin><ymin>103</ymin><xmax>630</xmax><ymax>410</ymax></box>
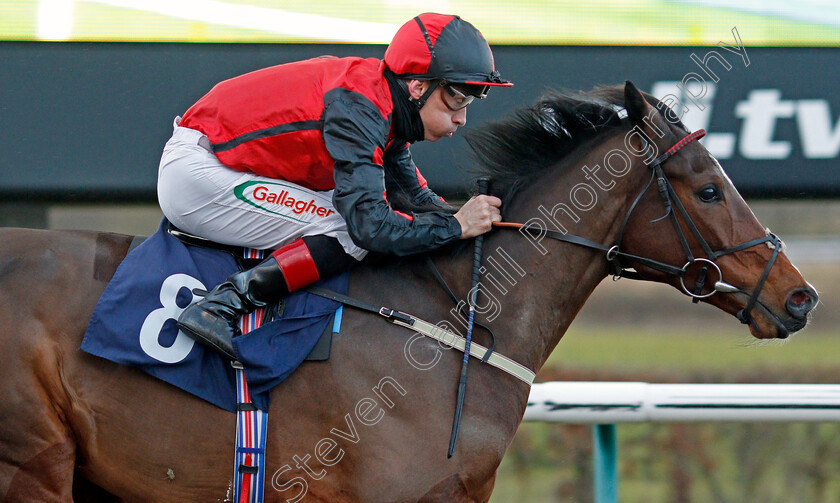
<box><xmin>434</xmin><ymin>152</ymin><xmax>643</xmax><ymax>374</ymax></box>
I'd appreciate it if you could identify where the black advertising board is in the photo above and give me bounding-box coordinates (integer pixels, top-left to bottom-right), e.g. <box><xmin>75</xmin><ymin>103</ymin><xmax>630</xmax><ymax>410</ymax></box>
<box><xmin>1</xmin><ymin>41</ymin><xmax>837</xmax><ymax>199</ymax></box>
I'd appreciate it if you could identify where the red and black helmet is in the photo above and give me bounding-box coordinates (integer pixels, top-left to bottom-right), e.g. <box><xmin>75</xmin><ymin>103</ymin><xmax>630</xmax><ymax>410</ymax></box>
<box><xmin>384</xmin><ymin>13</ymin><xmax>512</xmax><ymax>95</ymax></box>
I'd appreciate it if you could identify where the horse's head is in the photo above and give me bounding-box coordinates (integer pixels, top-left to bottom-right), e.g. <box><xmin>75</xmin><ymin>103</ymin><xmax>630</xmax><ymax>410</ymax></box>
<box><xmin>617</xmin><ymin>81</ymin><xmax>818</xmax><ymax>339</ymax></box>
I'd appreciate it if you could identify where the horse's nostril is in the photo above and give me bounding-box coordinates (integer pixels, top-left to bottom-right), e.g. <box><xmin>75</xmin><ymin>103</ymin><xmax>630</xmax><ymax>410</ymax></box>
<box><xmin>786</xmin><ymin>288</ymin><xmax>818</xmax><ymax>318</ymax></box>
<box><xmin>790</xmin><ymin>291</ymin><xmax>810</xmax><ymax>307</ymax></box>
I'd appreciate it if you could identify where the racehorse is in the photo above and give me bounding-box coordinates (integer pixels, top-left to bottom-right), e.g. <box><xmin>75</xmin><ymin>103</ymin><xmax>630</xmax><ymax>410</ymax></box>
<box><xmin>0</xmin><ymin>82</ymin><xmax>818</xmax><ymax>502</ymax></box>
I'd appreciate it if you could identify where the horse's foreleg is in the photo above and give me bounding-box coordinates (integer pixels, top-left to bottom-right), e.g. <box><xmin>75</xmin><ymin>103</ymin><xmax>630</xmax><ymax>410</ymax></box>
<box><xmin>0</xmin><ymin>327</ymin><xmax>78</xmax><ymax>502</ymax></box>
<box><xmin>0</xmin><ymin>440</ymin><xmax>76</xmax><ymax>503</ymax></box>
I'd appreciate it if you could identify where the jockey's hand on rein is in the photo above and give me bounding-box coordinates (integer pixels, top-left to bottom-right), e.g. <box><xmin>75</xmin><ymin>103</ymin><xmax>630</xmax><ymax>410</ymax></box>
<box><xmin>454</xmin><ymin>195</ymin><xmax>502</xmax><ymax>239</ymax></box>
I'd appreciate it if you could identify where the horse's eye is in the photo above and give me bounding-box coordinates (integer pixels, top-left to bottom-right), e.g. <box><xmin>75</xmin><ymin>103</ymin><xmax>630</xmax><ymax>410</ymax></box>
<box><xmin>697</xmin><ymin>185</ymin><xmax>722</xmax><ymax>203</ymax></box>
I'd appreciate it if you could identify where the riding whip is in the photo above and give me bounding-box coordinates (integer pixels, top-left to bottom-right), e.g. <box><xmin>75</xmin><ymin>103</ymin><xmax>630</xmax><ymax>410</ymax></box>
<box><xmin>448</xmin><ymin>177</ymin><xmax>489</xmax><ymax>458</ymax></box>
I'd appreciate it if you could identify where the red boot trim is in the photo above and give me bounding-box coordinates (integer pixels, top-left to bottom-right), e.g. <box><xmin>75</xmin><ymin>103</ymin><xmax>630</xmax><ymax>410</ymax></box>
<box><xmin>271</xmin><ymin>239</ymin><xmax>321</xmax><ymax>292</ymax></box>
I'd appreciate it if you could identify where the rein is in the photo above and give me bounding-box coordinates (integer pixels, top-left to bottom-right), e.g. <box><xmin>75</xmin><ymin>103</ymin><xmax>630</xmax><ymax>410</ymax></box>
<box><xmin>490</xmin><ymin>128</ymin><xmax>783</xmax><ymax>326</ymax></box>
<box><xmin>309</xmin><ymin>128</ymin><xmax>782</xmax><ymax>460</ymax></box>
<box><xmin>305</xmin><ymin>286</ymin><xmax>536</xmax><ymax>384</ymax></box>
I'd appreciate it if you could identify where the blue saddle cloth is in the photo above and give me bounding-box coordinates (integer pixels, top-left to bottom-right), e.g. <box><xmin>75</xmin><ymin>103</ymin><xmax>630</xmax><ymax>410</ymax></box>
<box><xmin>81</xmin><ymin>220</ymin><xmax>347</xmax><ymax>412</ymax></box>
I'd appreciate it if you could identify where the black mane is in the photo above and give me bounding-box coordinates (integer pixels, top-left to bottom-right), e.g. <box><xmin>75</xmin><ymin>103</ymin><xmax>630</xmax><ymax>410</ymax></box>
<box><xmin>465</xmin><ymin>84</ymin><xmax>687</xmax><ymax>202</ymax></box>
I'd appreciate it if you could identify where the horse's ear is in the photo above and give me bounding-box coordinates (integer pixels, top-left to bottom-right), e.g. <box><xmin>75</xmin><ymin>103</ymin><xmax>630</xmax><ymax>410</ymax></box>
<box><xmin>623</xmin><ymin>80</ymin><xmax>654</xmax><ymax>126</ymax></box>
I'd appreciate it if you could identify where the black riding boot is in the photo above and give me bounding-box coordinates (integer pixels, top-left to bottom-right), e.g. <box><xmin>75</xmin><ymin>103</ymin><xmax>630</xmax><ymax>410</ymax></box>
<box><xmin>177</xmin><ymin>256</ymin><xmax>288</xmax><ymax>359</ymax></box>
<box><xmin>177</xmin><ymin>235</ymin><xmax>355</xmax><ymax>360</ymax></box>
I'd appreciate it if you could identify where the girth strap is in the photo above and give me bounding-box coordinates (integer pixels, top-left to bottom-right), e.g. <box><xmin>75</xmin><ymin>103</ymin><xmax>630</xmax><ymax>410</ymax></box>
<box><xmin>232</xmin><ymin>295</ymin><xmax>269</xmax><ymax>503</ymax></box>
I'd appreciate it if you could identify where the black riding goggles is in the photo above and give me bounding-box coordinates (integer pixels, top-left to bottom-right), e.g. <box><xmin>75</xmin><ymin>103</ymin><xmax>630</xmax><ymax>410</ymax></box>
<box><xmin>440</xmin><ymin>82</ymin><xmax>489</xmax><ymax>111</ymax></box>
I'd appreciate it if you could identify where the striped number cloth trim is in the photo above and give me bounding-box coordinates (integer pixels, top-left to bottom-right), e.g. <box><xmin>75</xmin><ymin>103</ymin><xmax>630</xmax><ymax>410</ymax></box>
<box><xmin>233</xmin><ymin>248</ymin><xmax>269</xmax><ymax>503</ymax></box>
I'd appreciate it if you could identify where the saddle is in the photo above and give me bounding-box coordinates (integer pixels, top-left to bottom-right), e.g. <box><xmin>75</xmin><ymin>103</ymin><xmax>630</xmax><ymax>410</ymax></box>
<box><xmin>81</xmin><ymin>219</ymin><xmax>347</xmax><ymax>412</ymax></box>
<box><xmin>159</xmin><ymin>223</ymin><xmax>335</xmax><ymax>362</ymax></box>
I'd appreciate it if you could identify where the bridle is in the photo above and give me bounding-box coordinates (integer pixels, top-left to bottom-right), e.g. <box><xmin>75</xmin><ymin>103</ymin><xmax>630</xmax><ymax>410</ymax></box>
<box><xmin>494</xmin><ymin>128</ymin><xmax>783</xmax><ymax>326</ymax></box>
<box><xmin>425</xmin><ymin>125</ymin><xmax>783</xmax><ymax>456</ymax></box>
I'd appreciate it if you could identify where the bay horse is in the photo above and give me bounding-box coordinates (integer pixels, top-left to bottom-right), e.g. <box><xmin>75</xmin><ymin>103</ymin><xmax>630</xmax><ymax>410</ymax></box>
<box><xmin>0</xmin><ymin>82</ymin><xmax>817</xmax><ymax>502</ymax></box>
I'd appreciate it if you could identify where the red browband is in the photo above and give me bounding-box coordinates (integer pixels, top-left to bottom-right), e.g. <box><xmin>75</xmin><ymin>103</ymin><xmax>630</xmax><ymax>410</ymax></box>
<box><xmin>665</xmin><ymin>129</ymin><xmax>706</xmax><ymax>157</ymax></box>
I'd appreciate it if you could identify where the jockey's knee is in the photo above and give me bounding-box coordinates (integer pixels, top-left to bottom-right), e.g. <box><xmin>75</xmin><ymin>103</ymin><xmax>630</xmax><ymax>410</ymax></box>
<box><xmin>301</xmin><ymin>235</ymin><xmax>357</xmax><ymax>278</ymax></box>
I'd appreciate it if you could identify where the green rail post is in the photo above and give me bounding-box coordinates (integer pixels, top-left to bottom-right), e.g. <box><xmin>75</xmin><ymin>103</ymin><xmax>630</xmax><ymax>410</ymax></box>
<box><xmin>593</xmin><ymin>424</ymin><xmax>618</xmax><ymax>503</ymax></box>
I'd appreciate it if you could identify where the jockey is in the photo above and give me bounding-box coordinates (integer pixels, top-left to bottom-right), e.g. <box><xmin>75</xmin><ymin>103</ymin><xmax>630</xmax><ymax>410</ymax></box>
<box><xmin>157</xmin><ymin>13</ymin><xmax>511</xmax><ymax>360</ymax></box>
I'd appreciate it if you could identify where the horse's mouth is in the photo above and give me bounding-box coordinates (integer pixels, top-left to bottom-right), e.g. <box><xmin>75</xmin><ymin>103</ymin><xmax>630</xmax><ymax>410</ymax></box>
<box><xmin>709</xmin><ymin>291</ymin><xmax>808</xmax><ymax>340</ymax></box>
<box><xmin>746</xmin><ymin>301</ymin><xmax>791</xmax><ymax>339</ymax></box>
<box><xmin>743</xmin><ymin>298</ymin><xmax>810</xmax><ymax>340</ymax></box>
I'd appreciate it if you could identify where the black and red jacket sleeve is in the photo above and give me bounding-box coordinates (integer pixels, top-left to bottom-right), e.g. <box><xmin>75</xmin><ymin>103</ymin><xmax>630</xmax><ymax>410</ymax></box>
<box><xmin>322</xmin><ymin>89</ymin><xmax>461</xmax><ymax>256</ymax></box>
<box><xmin>382</xmin><ymin>142</ymin><xmax>452</xmax><ymax>213</ymax></box>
